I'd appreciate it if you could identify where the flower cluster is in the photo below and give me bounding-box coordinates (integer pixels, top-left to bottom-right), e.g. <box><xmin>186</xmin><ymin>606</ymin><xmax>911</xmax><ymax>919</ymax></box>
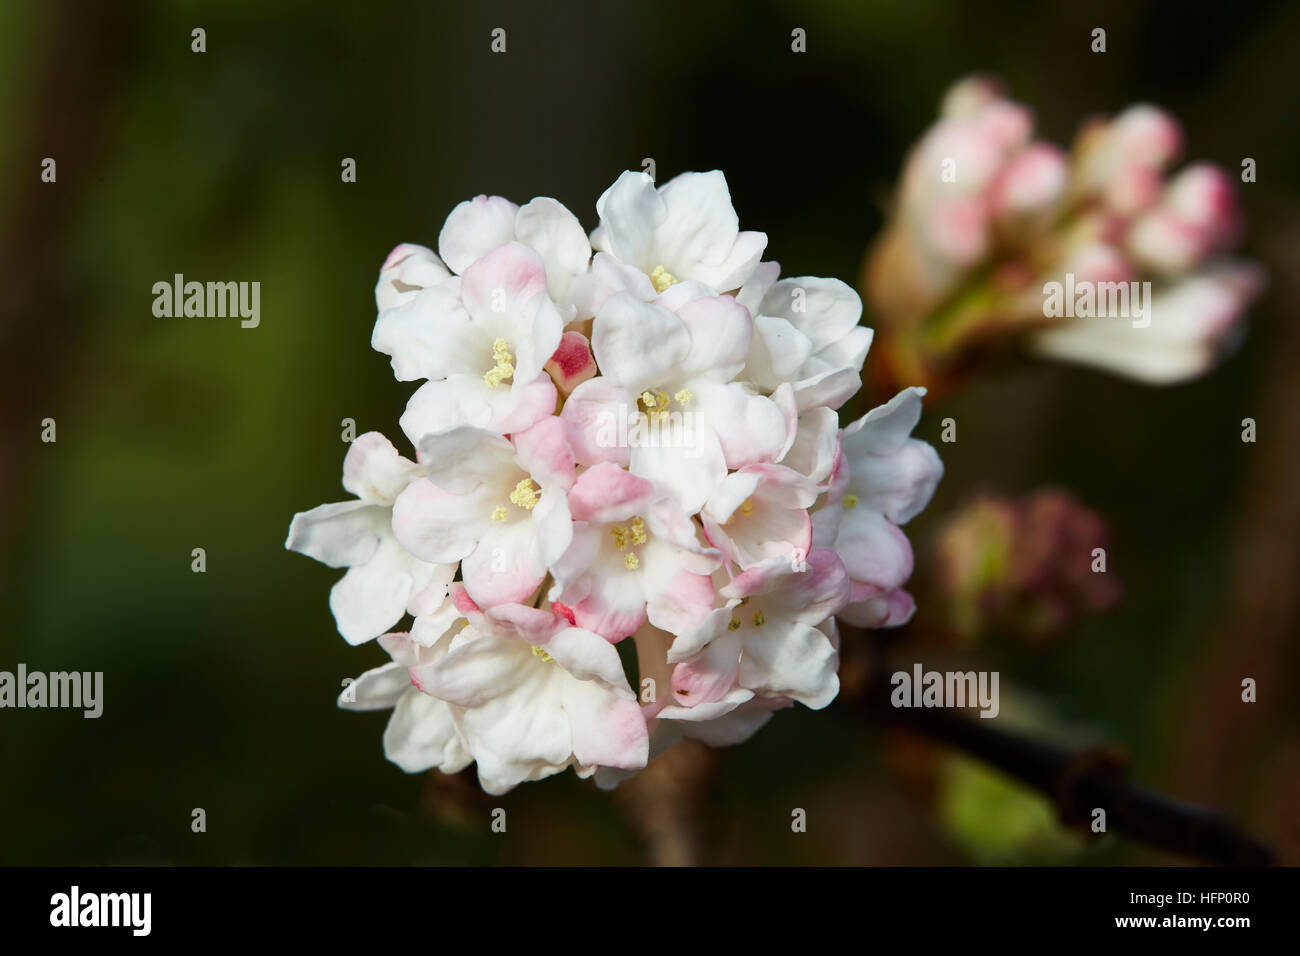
<box><xmin>864</xmin><ymin>75</ymin><xmax>1264</xmax><ymax>389</ymax></box>
<box><xmin>288</xmin><ymin>170</ymin><xmax>943</xmax><ymax>794</ymax></box>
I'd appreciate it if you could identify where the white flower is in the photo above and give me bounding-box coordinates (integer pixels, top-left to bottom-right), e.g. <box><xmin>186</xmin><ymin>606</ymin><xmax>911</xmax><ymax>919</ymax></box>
<box><xmin>293</xmin><ymin>168</ymin><xmax>943</xmax><ymax>794</ymax></box>
<box><xmin>339</xmin><ymin>631</ymin><xmax>470</xmax><ymax>774</ymax></box>
<box><xmin>286</xmin><ymin>432</ymin><xmax>456</xmax><ymax>645</ymax></box>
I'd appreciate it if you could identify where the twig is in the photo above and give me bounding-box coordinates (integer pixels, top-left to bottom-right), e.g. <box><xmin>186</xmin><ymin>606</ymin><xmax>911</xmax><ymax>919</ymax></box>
<box><xmin>841</xmin><ymin>623</ymin><xmax>1276</xmax><ymax>866</ymax></box>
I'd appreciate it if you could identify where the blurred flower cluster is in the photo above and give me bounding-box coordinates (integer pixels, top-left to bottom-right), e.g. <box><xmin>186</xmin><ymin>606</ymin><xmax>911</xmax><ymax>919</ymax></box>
<box><xmin>930</xmin><ymin>489</ymin><xmax>1121</xmax><ymax>645</ymax></box>
<box><xmin>287</xmin><ymin>171</ymin><xmax>943</xmax><ymax>794</ymax></box>
<box><xmin>864</xmin><ymin>75</ymin><xmax>1264</xmax><ymax>392</ymax></box>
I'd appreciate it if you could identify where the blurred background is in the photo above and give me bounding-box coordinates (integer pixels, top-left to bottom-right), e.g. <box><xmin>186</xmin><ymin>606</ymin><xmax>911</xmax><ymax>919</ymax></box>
<box><xmin>1</xmin><ymin>0</ymin><xmax>1296</xmax><ymax>865</ymax></box>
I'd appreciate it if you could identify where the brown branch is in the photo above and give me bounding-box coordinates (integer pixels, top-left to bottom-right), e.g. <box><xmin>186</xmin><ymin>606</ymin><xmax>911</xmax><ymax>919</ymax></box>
<box><xmin>841</xmin><ymin>624</ymin><xmax>1276</xmax><ymax>866</ymax></box>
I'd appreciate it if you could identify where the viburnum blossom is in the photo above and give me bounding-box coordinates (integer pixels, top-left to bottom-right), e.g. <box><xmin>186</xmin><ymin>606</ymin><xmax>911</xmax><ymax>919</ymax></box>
<box><xmin>864</xmin><ymin>75</ymin><xmax>1264</xmax><ymax>390</ymax></box>
<box><xmin>288</xmin><ymin>169</ymin><xmax>944</xmax><ymax>793</ymax></box>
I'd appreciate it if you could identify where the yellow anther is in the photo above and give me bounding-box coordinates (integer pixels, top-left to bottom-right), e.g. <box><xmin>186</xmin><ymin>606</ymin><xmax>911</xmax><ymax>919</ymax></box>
<box><xmin>655</xmin><ymin>390</ymin><xmax>670</xmax><ymax>410</ymax></box>
<box><xmin>650</xmin><ymin>265</ymin><xmax>679</xmax><ymax>293</ymax></box>
<box><xmin>624</xmin><ymin>552</ymin><xmax>640</xmax><ymax>570</ymax></box>
<box><xmin>752</xmin><ymin>611</ymin><xmax>766</xmax><ymax>627</ymax></box>
<box><xmin>629</xmin><ymin>517</ymin><xmax>647</xmax><ymax>546</ymax></box>
<box><xmin>843</xmin><ymin>494</ymin><xmax>859</xmax><ymax>510</ymax></box>
<box><xmin>610</xmin><ymin>526</ymin><xmax>628</xmax><ymax>550</ymax></box>
<box><xmin>740</xmin><ymin>498</ymin><xmax>755</xmax><ymax>517</ymax></box>
<box><xmin>509</xmin><ymin>477</ymin><xmax>540</xmax><ymax>510</ymax></box>
<box><xmin>674</xmin><ymin>389</ymin><xmax>693</xmax><ymax>406</ymax></box>
<box><xmin>640</xmin><ymin>391</ymin><xmax>656</xmax><ymax>408</ymax></box>
<box><xmin>727</xmin><ymin>617</ymin><xmax>741</xmax><ymax>631</ymax></box>
<box><xmin>483</xmin><ymin>337</ymin><xmax>515</xmax><ymax>388</ymax></box>
<box><xmin>531</xmin><ymin>644</ymin><xmax>554</xmax><ymax>663</ymax></box>
<box><xmin>491</xmin><ymin>506</ymin><xmax>508</xmax><ymax>522</ymax></box>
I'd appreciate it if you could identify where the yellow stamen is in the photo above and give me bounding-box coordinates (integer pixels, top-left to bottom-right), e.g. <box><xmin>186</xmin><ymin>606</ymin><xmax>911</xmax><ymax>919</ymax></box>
<box><xmin>531</xmin><ymin>644</ymin><xmax>554</xmax><ymax>663</ymax></box>
<box><xmin>483</xmin><ymin>337</ymin><xmax>515</xmax><ymax>388</ymax></box>
<box><xmin>650</xmin><ymin>265</ymin><xmax>679</xmax><ymax>293</ymax></box>
<box><xmin>491</xmin><ymin>506</ymin><xmax>508</xmax><ymax>522</ymax></box>
<box><xmin>740</xmin><ymin>498</ymin><xmax>755</xmax><ymax>517</ymax></box>
<box><xmin>727</xmin><ymin>617</ymin><xmax>741</xmax><ymax>631</ymax></box>
<box><xmin>674</xmin><ymin>389</ymin><xmax>693</xmax><ymax>406</ymax></box>
<box><xmin>752</xmin><ymin>611</ymin><xmax>766</xmax><ymax>627</ymax></box>
<box><xmin>509</xmin><ymin>477</ymin><xmax>540</xmax><ymax>510</ymax></box>
<box><xmin>610</xmin><ymin>526</ymin><xmax>628</xmax><ymax>550</ymax></box>
<box><xmin>624</xmin><ymin>552</ymin><xmax>640</xmax><ymax>570</ymax></box>
<box><xmin>842</xmin><ymin>494</ymin><xmax>859</xmax><ymax>510</ymax></box>
<box><xmin>629</xmin><ymin>517</ymin><xmax>647</xmax><ymax>546</ymax></box>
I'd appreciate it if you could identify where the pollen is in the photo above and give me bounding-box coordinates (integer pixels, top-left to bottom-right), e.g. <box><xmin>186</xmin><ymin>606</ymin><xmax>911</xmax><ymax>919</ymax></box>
<box><xmin>650</xmin><ymin>265</ymin><xmax>679</xmax><ymax>293</ymax></box>
<box><xmin>728</xmin><ymin>617</ymin><xmax>741</xmax><ymax>631</ymax></box>
<box><xmin>483</xmin><ymin>337</ymin><xmax>515</xmax><ymax>388</ymax></box>
<box><xmin>740</xmin><ymin>498</ymin><xmax>755</xmax><ymax>517</ymax></box>
<box><xmin>624</xmin><ymin>552</ymin><xmax>640</xmax><ymax>570</ymax></box>
<box><xmin>509</xmin><ymin>477</ymin><xmax>540</xmax><ymax>510</ymax></box>
<box><xmin>491</xmin><ymin>506</ymin><xmax>508</xmax><ymax>522</ymax></box>
<box><xmin>610</xmin><ymin>526</ymin><xmax>628</xmax><ymax>549</ymax></box>
<box><xmin>752</xmin><ymin>611</ymin><xmax>766</xmax><ymax>627</ymax></box>
<box><xmin>629</xmin><ymin>517</ymin><xmax>647</xmax><ymax>546</ymax></box>
<box><xmin>842</xmin><ymin>494</ymin><xmax>859</xmax><ymax>510</ymax></box>
<box><xmin>531</xmin><ymin>644</ymin><xmax>555</xmax><ymax>663</ymax></box>
<box><xmin>673</xmin><ymin>389</ymin><xmax>693</xmax><ymax>406</ymax></box>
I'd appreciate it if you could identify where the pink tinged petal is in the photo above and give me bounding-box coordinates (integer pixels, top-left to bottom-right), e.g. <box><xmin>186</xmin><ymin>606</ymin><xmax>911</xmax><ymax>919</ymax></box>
<box><xmin>568</xmin><ymin>251</ymin><xmax>658</xmax><ymax>320</ymax></box>
<box><xmin>514</xmin><ymin>197</ymin><xmax>592</xmax><ymax>300</ymax></box>
<box><xmin>375</xmin><ymin>243</ymin><xmax>451</xmax><ymax>312</ymax></box>
<box><xmin>670</xmin><ymin>631</ymin><xmax>742</xmax><ymax>706</ymax></box>
<box><xmin>512</xmin><ymin>415</ymin><xmax>575</xmax><ymax>491</ymax></box>
<box><xmin>438</xmin><ymin>194</ymin><xmax>519</xmax><ymax>275</ymax></box>
<box><xmin>572</xmin><ymin>566</ymin><xmax>648</xmax><ymax>642</ymax></box>
<box><xmin>987</xmin><ymin>143</ymin><xmax>1068</xmax><ymax>224</ymax></box>
<box><xmin>342</xmin><ymin>432</ymin><xmax>422</xmax><ymax>505</ymax></box>
<box><xmin>558</xmin><ymin>377</ymin><xmax>633</xmax><ymax>468</ymax></box>
<box><xmin>391</xmin><ymin>477</ymin><xmax>490</xmax><ymax>564</ymax></box>
<box><xmin>838</xmin><ymin>587</ymin><xmax>917</xmax><ymax>629</ymax></box>
<box><xmin>562</xmin><ymin>680</ymin><xmax>649</xmax><ymax>770</ymax></box>
<box><xmin>677</xmin><ymin>696</ymin><xmax>780</xmax><ymax>746</ymax></box>
<box><xmin>398</xmin><ymin>372</ymin><xmax>555</xmax><ymax>443</ymax></box>
<box><xmin>339</xmin><ymin>661</ymin><xmax>409</xmax><ymax>711</ymax></box>
<box><xmin>737</xmin><ymin>621</ymin><xmax>839</xmax><ymax>710</ymax></box>
<box><xmin>418</xmin><ymin>629</ymin><xmax>536</xmax><ymax>708</ymax></box>
<box><xmin>417</xmin><ymin>426</ymin><xmax>516</xmax><ymax>494</ymax></box>
<box><xmin>645</xmin><ymin>564</ymin><xmax>717</xmax><ymax>639</ymax></box>
<box><xmin>591</xmin><ymin>293</ymin><xmax>691</xmax><ymax>393</ymax></box>
<box><xmin>531</xmin><ymin>488</ymin><xmax>574</xmax><ymax>568</ymax></box>
<box><xmin>664</xmin><ymin>603</ymin><xmax>737</xmax><ymax>664</ymax></box>
<box><xmin>691</xmin><ymin>382</ymin><xmax>791</xmax><ymax>469</ymax></box>
<box><xmin>330</xmin><ymin>535</ymin><xmax>420</xmax><ymax>645</ymax></box>
<box><xmin>673</xmin><ymin>294</ymin><xmax>753</xmax><ymax>383</ymax></box>
<box><xmin>566</xmin><ymin>462</ymin><xmax>656</xmax><ymax>524</ymax></box>
<box><xmin>834</xmin><ymin>510</ymin><xmax>914</xmax><ymax>599</ymax></box>
<box><xmin>922</xmin><ymin>196</ymin><xmax>989</xmax><ymax>268</ymax></box>
<box><xmin>544</xmin><ymin>330</ymin><xmax>598</xmax><ymax>394</ymax></box>
<box><xmin>461</xmin><ymin>518</ymin><xmax>547</xmax><ymax>608</ymax></box>
<box><xmin>285</xmin><ymin>500</ymin><xmax>388</xmax><ymax>568</ymax></box>
<box><xmin>383</xmin><ymin>690</ymin><xmax>471</xmax><ymax>774</ymax></box>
